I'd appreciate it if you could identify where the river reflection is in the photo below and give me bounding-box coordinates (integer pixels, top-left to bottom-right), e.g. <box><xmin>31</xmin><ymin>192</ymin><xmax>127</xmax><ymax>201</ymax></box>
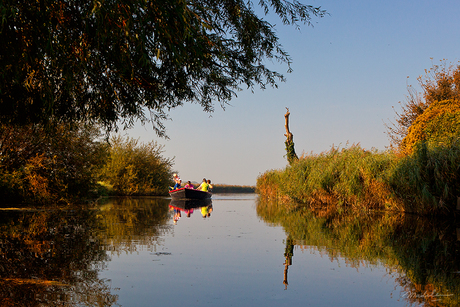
<box><xmin>0</xmin><ymin>207</ymin><xmax>117</xmax><ymax>306</ymax></box>
<box><xmin>1</xmin><ymin>195</ymin><xmax>460</xmax><ymax>306</ymax></box>
<box><xmin>256</xmin><ymin>198</ymin><xmax>460</xmax><ymax>306</ymax></box>
<box><xmin>169</xmin><ymin>199</ymin><xmax>213</xmax><ymax>223</ymax></box>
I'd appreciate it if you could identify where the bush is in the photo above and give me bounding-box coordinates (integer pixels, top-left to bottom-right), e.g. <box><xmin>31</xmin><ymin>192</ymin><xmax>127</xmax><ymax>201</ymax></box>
<box><xmin>0</xmin><ymin>123</ymin><xmax>107</xmax><ymax>205</ymax></box>
<box><xmin>99</xmin><ymin>136</ymin><xmax>173</xmax><ymax>196</ymax></box>
<box><xmin>401</xmin><ymin>99</ymin><xmax>460</xmax><ymax>154</ymax></box>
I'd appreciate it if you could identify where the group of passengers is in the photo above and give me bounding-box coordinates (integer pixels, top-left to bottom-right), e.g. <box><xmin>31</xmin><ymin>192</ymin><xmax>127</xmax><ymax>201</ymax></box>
<box><xmin>172</xmin><ymin>174</ymin><xmax>213</xmax><ymax>192</ymax></box>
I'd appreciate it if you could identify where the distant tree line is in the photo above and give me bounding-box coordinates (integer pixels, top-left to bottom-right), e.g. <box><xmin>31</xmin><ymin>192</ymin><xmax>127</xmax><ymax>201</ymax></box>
<box><xmin>211</xmin><ymin>185</ymin><xmax>255</xmax><ymax>193</ymax></box>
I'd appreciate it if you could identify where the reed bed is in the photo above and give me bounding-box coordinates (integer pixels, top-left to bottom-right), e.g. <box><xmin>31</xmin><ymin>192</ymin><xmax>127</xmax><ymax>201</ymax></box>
<box><xmin>257</xmin><ymin>142</ymin><xmax>460</xmax><ymax>216</ymax></box>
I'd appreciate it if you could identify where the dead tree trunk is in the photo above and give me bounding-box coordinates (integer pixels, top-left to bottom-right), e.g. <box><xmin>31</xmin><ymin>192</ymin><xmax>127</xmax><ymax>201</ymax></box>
<box><xmin>284</xmin><ymin>108</ymin><xmax>298</xmax><ymax>165</ymax></box>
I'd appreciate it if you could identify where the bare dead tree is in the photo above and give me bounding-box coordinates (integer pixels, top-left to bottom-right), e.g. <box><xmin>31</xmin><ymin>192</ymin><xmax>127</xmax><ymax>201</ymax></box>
<box><xmin>284</xmin><ymin>108</ymin><xmax>298</xmax><ymax>164</ymax></box>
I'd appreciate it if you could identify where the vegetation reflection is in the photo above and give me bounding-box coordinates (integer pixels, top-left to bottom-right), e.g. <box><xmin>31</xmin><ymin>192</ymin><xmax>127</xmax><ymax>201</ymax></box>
<box><xmin>96</xmin><ymin>197</ymin><xmax>172</xmax><ymax>254</ymax></box>
<box><xmin>0</xmin><ymin>208</ymin><xmax>116</xmax><ymax>306</ymax></box>
<box><xmin>256</xmin><ymin>198</ymin><xmax>460</xmax><ymax>306</ymax></box>
<box><xmin>0</xmin><ymin>197</ymin><xmax>172</xmax><ymax>306</ymax></box>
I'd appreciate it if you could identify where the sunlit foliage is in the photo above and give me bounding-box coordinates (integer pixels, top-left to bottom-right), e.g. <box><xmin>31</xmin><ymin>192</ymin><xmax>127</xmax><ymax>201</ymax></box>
<box><xmin>400</xmin><ymin>99</ymin><xmax>460</xmax><ymax>154</ymax></box>
<box><xmin>0</xmin><ymin>0</ymin><xmax>326</xmax><ymax>135</ymax></box>
<box><xmin>258</xmin><ymin>61</ymin><xmax>460</xmax><ymax>215</ymax></box>
<box><xmin>387</xmin><ymin>61</ymin><xmax>460</xmax><ymax>150</ymax></box>
<box><xmin>258</xmin><ymin>144</ymin><xmax>398</xmax><ymax>210</ymax></box>
<box><xmin>257</xmin><ymin>141</ymin><xmax>460</xmax><ymax>215</ymax></box>
<box><xmin>0</xmin><ymin>123</ymin><xmax>107</xmax><ymax>204</ymax></box>
<box><xmin>389</xmin><ymin>141</ymin><xmax>460</xmax><ymax>214</ymax></box>
<box><xmin>99</xmin><ymin>135</ymin><xmax>173</xmax><ymax>196</ymax></box>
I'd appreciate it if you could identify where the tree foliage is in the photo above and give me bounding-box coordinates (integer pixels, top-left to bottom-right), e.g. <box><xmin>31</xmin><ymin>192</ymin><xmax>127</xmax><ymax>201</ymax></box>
<box><xmin>0</xmin><ymin>0</ymin><xmax>326</xmax><ymax>135</ymax></box>
<box><xmin>400</xmin><ymin>99</ymin><xmax>460</xmax><ymax>153</ymax></box>
<box><xmin>0</xmin><ymin>122</ymin><xmax>107</xmax><ymax>204</ymax></box>
<box><xmin>386</xmin><ymin>61</ymin><xmax>460</xmax><ymax>149</ymax></box>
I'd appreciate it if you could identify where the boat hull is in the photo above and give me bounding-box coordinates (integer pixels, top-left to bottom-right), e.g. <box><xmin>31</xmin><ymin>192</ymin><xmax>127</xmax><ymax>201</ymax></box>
<box><xmin>169</xmin><ymin>188</ymin><xmax>212</xmax><ymax>200</ymax></box>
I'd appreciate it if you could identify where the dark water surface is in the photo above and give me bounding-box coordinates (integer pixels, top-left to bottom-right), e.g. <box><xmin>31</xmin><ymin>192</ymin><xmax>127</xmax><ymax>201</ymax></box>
<box><xmin>1</xmin><ymin>194</ymin><xmax>459</xmax><ymax>306</ymax></box>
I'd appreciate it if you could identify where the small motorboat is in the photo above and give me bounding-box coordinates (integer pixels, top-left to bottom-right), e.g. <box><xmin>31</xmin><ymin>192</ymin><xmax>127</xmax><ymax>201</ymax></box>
<box><xmin>169</xmin><ymin>188</ymin><xmax>212</xmax><ymax>200</ymax></box>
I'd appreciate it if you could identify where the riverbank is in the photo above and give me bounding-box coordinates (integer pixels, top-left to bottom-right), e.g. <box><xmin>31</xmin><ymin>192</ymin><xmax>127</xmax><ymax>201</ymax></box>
<box><xmin>256</xmin><ymin>141</ymin><xmax>460</xmax><ymax>216</ymax></box>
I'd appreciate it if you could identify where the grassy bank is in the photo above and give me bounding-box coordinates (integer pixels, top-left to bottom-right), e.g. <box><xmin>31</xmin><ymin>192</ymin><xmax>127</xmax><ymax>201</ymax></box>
<box><xmin>257</xmin><ymin>141</ymin><xmax>460</xmax><ymax>215</ymax></box>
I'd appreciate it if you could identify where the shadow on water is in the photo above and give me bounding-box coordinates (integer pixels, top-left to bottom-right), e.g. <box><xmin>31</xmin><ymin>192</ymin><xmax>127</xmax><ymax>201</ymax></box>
<box><xmin>256</xmin><ymin>198</ymin><xmax>460</xmax><ymax>306</ymax></box>
<box><xmin>0</xmin><ymin>197</ymin><xmax>172</xmax><ymax>306</ymax></box>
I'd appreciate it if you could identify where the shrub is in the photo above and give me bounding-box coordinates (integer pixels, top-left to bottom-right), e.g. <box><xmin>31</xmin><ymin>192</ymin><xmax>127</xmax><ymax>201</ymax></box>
<box><xmin>401</xmin><ymin>99</ymin><xmax>460</xmax><ymax>154</ymax></box>
<box><xmin>0</xmin><ymin>123</ymin><xmax>107</xmax><ymax>205</ymax></box>
<box><xmin>99</xmin><ymin>136</ymin><xmax>173</xmax><ymax>196</ymax></box>
<box><xmin>258</xmin><ymin>145</ymin><xmax>398</xmax><ymax>210</ymax></box>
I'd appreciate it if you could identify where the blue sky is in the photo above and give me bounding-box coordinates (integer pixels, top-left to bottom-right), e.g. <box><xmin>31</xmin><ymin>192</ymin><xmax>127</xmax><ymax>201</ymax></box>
<box><xmin>125</xmin><ymin>0</ymin><xmax>460</xmax><ymax>186</ymax></box>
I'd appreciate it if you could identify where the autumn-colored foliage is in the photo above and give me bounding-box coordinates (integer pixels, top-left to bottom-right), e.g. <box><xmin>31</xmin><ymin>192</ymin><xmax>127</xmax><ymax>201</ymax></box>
<box><xmin>0</xmin><ymin>123</ymin><xmax>107</xmax><ymax>204</ymax></box>
<box><xmin>257</xmin><ymin>140</ymin><xmax>460</xmax><ymax>215</ymax></box>
<box><xmin>0</xmin><ymin>124</ymin><xmax>175</xmax><ymax>204</ymax></box>
<box><xmin>387</xmin><ymin>61</ymin><xmax>460</xmax><ymax>151</ymax></box>
<box><xmin>400</xmin><ymin>99</ymin><xmax>460</xmax><ymax>154</ymax></box>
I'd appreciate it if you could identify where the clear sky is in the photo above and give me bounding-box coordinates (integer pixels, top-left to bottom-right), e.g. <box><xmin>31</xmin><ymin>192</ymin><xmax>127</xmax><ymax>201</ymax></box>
<box><xmin>124</xmin><ymin>0</ymin><xmax>460</xmax><ymax>186</ymax></box>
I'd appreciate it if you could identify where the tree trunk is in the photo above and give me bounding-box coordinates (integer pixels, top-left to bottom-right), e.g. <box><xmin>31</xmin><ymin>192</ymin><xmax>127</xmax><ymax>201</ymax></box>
<box><xmin>284</xmin><ymin>108</ymin><xmax>298</xmax><ymax>164</ymax></box>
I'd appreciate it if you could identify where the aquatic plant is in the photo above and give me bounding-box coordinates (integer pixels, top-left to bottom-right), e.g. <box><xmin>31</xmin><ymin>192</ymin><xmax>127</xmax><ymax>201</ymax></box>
<box><xmin>258</xmin><ymin>140</ymin><xmax>460</xmax><ymax>215</ymax></box>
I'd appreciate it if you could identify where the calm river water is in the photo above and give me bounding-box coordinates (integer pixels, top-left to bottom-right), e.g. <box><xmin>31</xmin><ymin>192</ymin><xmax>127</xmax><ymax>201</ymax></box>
<box><xmin>1</xmin><ymin>194</ymin><xmax>459</xmax><ymax>306</ymax></box>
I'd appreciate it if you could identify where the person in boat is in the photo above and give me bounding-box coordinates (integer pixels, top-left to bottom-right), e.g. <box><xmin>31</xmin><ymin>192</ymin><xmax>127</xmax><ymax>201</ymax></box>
<box><xmin>184</xmin><ymin>181</ymin><xmax>194</xmax><ymax>189</ymax></box>
<box><xmin>207</xmin><ymin>179</ymin><xmax>213</xmax><ymax>192</ymax></box>
<box><xmin>172</xmin><ymin>173</ymin><xmax>182</xmax><ymax>190</ymax></box>
<box><xmin>196</xmin><ymin>178</ymin><xmax>209</xmax><ymax>192</ymax></box>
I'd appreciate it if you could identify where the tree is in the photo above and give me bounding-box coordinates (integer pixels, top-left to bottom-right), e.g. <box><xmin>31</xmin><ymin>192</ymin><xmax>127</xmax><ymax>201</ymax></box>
<box><xmin>386</xmin><ymin>61</ymin><xmax>460</xmax><ymax>149</ymax></box>
<box><xmin>0</xmin><ymin>122</ymin><xmax>107</xmax><ymax>203</ymax></box>
<box><xmin>284</xmin><ymin>107</ymin><xmax>298</xmax><ymax>164</ymax></box>
<box><xmin>0</xmin><ymin>0</ymin><xmax>326</xmax><ymax>136</ymax></box>
<box><xmin>400</xmin><ymin>99</ymin><xmax>460</xmax><ymax>154</ymax></box>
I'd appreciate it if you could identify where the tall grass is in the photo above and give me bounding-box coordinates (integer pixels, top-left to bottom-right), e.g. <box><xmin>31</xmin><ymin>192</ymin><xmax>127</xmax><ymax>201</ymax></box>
<box><xmin>389</xmin><ymin>140</ymin><xmax>460</xmax><ymax>214</ymax></box>
<box><xmin>258</xmin><ymin>144</ymin><xmax>398</xmax><ymax>209</ymax></box>
<box><xmin>257</xmin><ymin>142</ymin><xmax>460</xmax><ymax>215</ymax></box>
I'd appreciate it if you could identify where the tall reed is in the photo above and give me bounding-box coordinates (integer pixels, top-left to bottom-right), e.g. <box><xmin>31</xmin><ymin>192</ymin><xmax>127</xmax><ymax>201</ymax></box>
<box><xmin>388</xmin><ymin>140</ymin><xmax>460</xmax><ymax>214</ymax></box>
<box><xmin>258</xmin><ymin>144</ymin><xmax>397</xmax><ymax>209</ymax></box>
<box><xmin>257</xmin><ymin>142</ymin><xmax>460</xmax><ymax>215</ymax></box>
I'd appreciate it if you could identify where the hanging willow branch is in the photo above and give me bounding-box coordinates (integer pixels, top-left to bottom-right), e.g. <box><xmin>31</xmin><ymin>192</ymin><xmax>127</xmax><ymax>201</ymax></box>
<box><xmin>284</xmin><ymin>107</ymin><xmax>298</xmax><ymax>164</ymax></box>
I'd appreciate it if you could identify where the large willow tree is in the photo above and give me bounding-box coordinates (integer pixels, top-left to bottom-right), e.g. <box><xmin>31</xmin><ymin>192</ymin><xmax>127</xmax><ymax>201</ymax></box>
<box><xmin>0</xmin><ymin>0</ymin><xmax>325</xmax><ymax>136</ymax></box>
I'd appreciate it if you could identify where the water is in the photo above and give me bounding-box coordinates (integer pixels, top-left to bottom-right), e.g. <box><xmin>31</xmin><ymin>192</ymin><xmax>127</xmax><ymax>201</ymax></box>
<box><xmin>1</xmin><ymin>194</ymin><xmax>459</xmax><ymax>306</ymax></box>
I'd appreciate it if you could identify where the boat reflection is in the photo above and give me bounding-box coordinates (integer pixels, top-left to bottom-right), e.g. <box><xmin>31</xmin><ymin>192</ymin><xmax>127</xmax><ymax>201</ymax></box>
<box><xmin>169</xmin><ymin>199</ymin><xmax>213</xmax><ymax>224</ymax></box>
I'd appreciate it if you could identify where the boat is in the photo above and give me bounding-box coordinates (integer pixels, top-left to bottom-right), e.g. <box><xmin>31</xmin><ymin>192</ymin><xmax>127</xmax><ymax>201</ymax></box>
<box><xmin>169</xmin><ymin>188</ymin><xmax>212</xmax><ymax>200</ymax></box>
